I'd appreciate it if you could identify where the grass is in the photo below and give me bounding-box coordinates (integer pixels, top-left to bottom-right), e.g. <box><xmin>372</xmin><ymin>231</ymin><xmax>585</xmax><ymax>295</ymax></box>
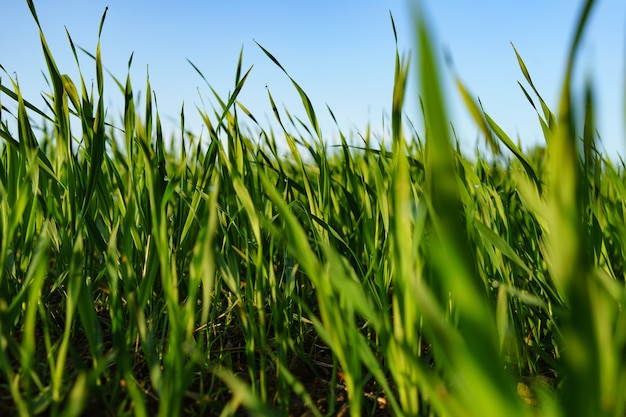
<box><xmin>1</xmin><ymin>0</ymin><xmax>626</xmax><ymax>415</ymax></box>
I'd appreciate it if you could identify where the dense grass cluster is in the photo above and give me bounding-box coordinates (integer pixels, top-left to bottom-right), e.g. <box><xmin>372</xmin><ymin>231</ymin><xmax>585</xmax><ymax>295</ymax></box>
<box><xmin>1</xmin><ymin>0</ymin><xmax>626</xmax><ymax>416</ymax></box>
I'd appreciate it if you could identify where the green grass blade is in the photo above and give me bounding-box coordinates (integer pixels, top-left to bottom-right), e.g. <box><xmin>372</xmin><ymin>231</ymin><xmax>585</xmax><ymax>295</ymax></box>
<box><xmin>256</xmin><ymin>41</ymin><xmax>322</xmax><ymax>140</ymax></box>
<box><xmin>482</xmin><ymin>109</ymin><xmax>542</xmax><ymax>194</ymax></box>
<box><xmin>416</xmin><ymin>8</ymin><xmax>523</xmax><ymax>416</ymax></box>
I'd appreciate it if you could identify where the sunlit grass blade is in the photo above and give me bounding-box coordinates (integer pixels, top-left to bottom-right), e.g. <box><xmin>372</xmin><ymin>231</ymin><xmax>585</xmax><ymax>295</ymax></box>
<box><xmin>512</xmin><ymin>43</ymin><xmax>556</xmax><ymax>130</ymax></box>
<box><xmin>415</xmin><ymin>7</ymin><xmax>524</xmax><ymax>416</ymax></box>
<box><xmin>542</xmin><ymin>1</ymin><xmax>618</xmax><ymax>415</ymax></box>
<box><xmin>482</xmin><ymin>108</ymin><xmax>542</xmax><ymax>194</ymax></box>
<box><xmin>256</xmin><ymin>41</ymin><xmax>322</xmax><ymax>140</ymax></box>
<box><xmin>26</xmin><ymin>1</ymin><xmax>71</xmax><ymax>151</ymax></box>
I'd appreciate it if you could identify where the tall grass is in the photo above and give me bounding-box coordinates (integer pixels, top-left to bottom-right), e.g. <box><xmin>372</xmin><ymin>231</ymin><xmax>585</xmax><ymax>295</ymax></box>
<box><xmin>1</xmin><ymin>0</ymin><xmax>625</xmax><ymax>415</ymax></box>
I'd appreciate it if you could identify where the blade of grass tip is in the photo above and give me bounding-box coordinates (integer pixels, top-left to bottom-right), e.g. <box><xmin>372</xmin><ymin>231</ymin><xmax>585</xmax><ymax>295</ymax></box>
<box><xmin>208</xmin><ymin>84</ymin><xmax>228</xmax><ymax>115</ymax></box>
<box><xmin>517</xmin><ymin>81</ymin><xmax>538</xmax><ymax>112</ymax></box>
<box><xmin>218</xmin><ymin>66</ymin><xmax>253</xmax><ymax>129</ymax></box>
<box><xmin>12</xmin><ymin>81</ymin><xmax>61</xmax><ymax>192</ymax></box>
<box><xmin>61</xmin><ymin>74</ymin><xmax>80</xmax><ymax>116</ymax></box>
<box><xmin>25</xmin><ymin>0</ymin><xmax>41</xmax><ymax>27</ymax></box>
<box><xmin>144</xmin><ymin>68</ymin><xmax>153</xmax><ymax>147</ymax></box>
<box><xmin>390</xmin><ymin>10</ymin><xmax>398</xmax><ymax>43</ymax></box>
<box><xmin>186</xmin><ymin>58</ymin><xmax>211</xmax><ymax>88</ymax></box>
<box><xmin>28</xmin><ymin>5</ymin><xmax>71</xmax><ymax>151</ymax></box>
<box><xmin>516</xmin><ymin>80</ymin><xmax>554</xmax><ymax>139</ymax></box>
<box><xmin>234</xmin><ymin>46</ymin><xmax>244</xmax><ymax>85</ymax></box>
<box><xmin>266</xmin><ymin>86</ymin><xmax>287</xmax><ymax>132</ymax></box>
<box><xmin>63</xmin><ymin>30</ymin><xmax>84</xmax><ymax>113</ymax></box>
<box><xmin>180</xmin><ymin>100</ymin><xmax>185</xmax><ymax>139</ymax></box>
<box><xmin>581</xmin><ymin>80</ymin><xmax>597</xmax><ymax>220</ymax></box>
<box><xmin>511</xmin><ymin>43</ymin><xmax>556</xmax><ymax>129</ymax></box>
<box><xmin>124</xmin><ymin>56</ymin><xmax>136</xmax><ymax>159</ymax></box>
<box><xmin>97</xmin><ymin>6</ymin><xmax>108</xmax><ymax>37</ymax></box>
<box><xmin>0</xmin><ymin>74</ymin><xmax>53</xmax><ymax>124</ymax></box>
<box><xmin>223</xmin><ymin>52</ymin><xmax>251</xmax><ymax>176</ymax></box>
<box><xmin>82</xmin><ymin>35</ymin><xmax>106</xmax><ymax>213</ymax></box>
<box><xmin>66</xmin><ymin>44</ymin><xmax>96</xmax><ymax>152</ymax></box>
<box><xmin>15</xmin><ymin>80</ymin><xmax>39</xmax><ymax>151</ymax></box>
<box><xmin>269</xmin><ymin>110</ymin><xmax>321</xmax><ymax>232</ymax></box>
<box><xmin>188</xmin><ymin>56</ymin><xmax>253</xmax><ymax>130</ymax></box>
<box><xmin>391</xmin><ymin>33</ymin><xmax>410</xmax><ymax>146</ymax></box>
<box><xmin>256</xmin><ymin>41</ymin><xmax>322</xmax><ymax>139</ymax></box>
<box><xmin>236</xmin><ymin>101</ymin><xmax>259</xmax><ymax>126</ymax></box>
<box><xmin>511</xmin><ymin>43</ymin><xmax>543</xmax><ymax>104</ymax></box>
<box><xmin>154</xmin><ymin>97</ymin><xmax>168</xmax><ymax>209</ymax></box>
<box><xmin>583</xmin><ymin>82</ymin><xmax>598</xmax><ymax>174</ymax></box>
<box><xmin>390</xmin><ymin>11</ymin><xmax>409</xmax><ymax>146</ymax></box>
<box><xmin>74</xmin><ymin>43</ymin><xmax>125</xmax><ymax>94</ymax></box>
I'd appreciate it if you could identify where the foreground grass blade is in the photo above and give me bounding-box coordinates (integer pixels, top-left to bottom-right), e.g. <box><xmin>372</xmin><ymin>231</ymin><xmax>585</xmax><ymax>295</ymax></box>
<box><xmin>415</xmin><ymin>7</ymin><xmax>524</xmax><ymax>416</ymax></box>
<box><xmin>541</xmin><ymin>1</ymin><xmax>623</xmax><ymax>416</ymax></box>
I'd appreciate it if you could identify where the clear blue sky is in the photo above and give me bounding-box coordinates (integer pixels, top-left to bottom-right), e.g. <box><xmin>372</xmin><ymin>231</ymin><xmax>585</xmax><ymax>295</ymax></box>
<box><xmin>2</xmin><ymin>1</ymin><xmax>625</xmax><ymax>157</ymax></box>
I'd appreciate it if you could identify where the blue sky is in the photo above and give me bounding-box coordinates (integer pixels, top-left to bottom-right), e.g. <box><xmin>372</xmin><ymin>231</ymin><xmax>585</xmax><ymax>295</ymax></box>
<box><xmin>2</xmin><ymin>1</ymin><xmax>625</xmax><ymax>157</ymax></box>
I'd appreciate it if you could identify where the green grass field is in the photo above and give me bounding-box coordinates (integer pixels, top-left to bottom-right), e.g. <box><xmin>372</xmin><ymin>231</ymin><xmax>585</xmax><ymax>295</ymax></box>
<box><xmin>2</xmin><ymin>0</ymin><xmax>626</xmax><ymax>416</ymax></box>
